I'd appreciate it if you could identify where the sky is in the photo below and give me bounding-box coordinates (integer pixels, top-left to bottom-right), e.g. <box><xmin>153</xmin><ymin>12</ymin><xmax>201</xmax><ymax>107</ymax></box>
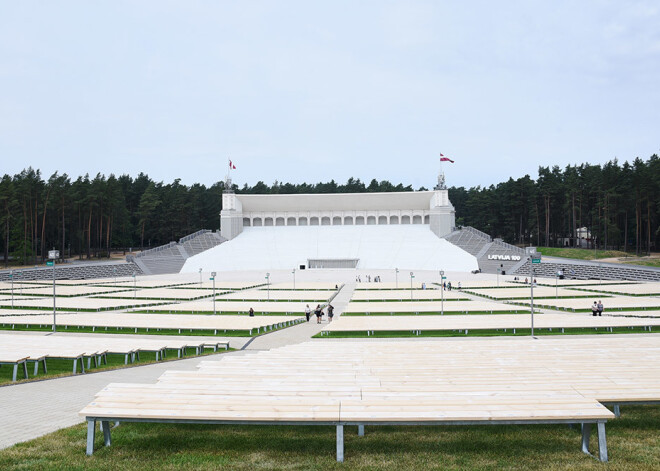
<box><xmin>1</xmin><ymin>1</ymin><xmax>659</xmax><ymax>190</ymax></box>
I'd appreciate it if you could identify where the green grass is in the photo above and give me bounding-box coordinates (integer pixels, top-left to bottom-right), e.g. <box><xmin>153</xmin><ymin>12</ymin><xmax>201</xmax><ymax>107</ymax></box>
<box><xmin>537</xmin><ymin>247</ymin><xmax>631</xmax><ymax>260</ymax></box>
<box><xmin>0</xmin><ymin>323</ymin><xmax>270</xmax><ymax>337</ymax></box>
<box><xmin>315</xmin><ymin>326</ymin><xmax>655</xmax><ymax>338</ymax></box>
<box><xmin>1</xmin><ymin>406</ymin><xmax>659</xmax><ymax>470</ymax></box>
<box><xmin>622</xmin><ymin>260</ymin><xmax>660</xmax><ymax>268</ymax></box>
<box><xmin>0</xmin><ymin>348</ymin><xmax>234</xmax><ymax>386</ymax></box>
<box><xmin>342</xmin><ymin>310</ymin><xmax>532</xmax><ymax>316</ymax></box>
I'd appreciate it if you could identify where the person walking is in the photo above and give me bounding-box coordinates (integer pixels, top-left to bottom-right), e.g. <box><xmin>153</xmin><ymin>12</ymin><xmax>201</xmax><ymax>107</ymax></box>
<box><xmin>327</xmin><ymin>304</ymin><xmax>334</xmax><ymax>322</ymax></box>
<box><xmin>249</xmin><ymin>307</ymin><xmax>254</xmax><ymax>317</ymax></box>
<box><xmin>314</xmin><ymin>304</ymin><xmax>322</xmax><ymax>324</ymax></box>
<box><xmin>597</xmin><ymin>300</ymin><xmax>604</xmax><ymax>316</ymax></box>
<box><xmin>591</xmin><ymin>301</ymin><xmax>598</xmax><ymax>317</ymax></box>
<box><xmin>304</xmin><ymin>304</ymin><xmax>311</xmax><ymax>322</ymax></box>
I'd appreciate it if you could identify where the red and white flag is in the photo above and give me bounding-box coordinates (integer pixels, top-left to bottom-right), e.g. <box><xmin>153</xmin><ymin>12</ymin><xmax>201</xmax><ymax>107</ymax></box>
<box><xmin>440</xmin><ymin>153</ymin><xmax>454</xmax><ymax>163</ymax></box>
<box><xmin>229</xmin><ymin>160</ymin><xmax>236</xmax><ymax>170</ymax></box>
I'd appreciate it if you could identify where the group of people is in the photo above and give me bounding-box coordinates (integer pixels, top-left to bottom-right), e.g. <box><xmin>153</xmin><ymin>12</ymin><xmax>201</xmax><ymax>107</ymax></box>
<box><xmin>356</xmin><ymin>275</ymin><xmax>381</xmax><ymax>282</ymax></box>
<box><xmin>305</xmin><ymin>303</ymin><xmax>334</xmax><ymax>323</ymax></box>
<box><xmin>591</xmin><ymin>300</ymin><xmax>604</xmax><ymax>316</ymax></box>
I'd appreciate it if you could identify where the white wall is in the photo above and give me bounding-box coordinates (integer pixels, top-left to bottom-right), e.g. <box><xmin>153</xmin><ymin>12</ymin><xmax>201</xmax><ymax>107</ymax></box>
<box><xmin>181</xmin><ymin>225</ymin><xmax>478</xmax><ymax>272</ymax></box>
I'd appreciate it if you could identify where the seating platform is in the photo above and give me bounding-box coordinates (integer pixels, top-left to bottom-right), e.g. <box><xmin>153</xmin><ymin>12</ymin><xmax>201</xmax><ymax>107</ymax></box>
<box><xmin>79</xmin><ymin>335</ymin><xmax>660</xmax><ymax>462</ymax></box>
<box><xmin>321</xmin><ymin>313</ymin><xmax>660</xmax><ymax>336</ymax></box>
<box><xmin>0</xmin><ymin>312</ymin><xmax>304</xmax><ymax>336</ymax></box>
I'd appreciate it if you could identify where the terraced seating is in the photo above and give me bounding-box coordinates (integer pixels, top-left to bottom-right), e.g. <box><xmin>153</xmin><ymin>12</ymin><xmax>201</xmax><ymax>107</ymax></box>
<box><xmin>81</xmin><ymin>337</ymin><xmax>660</xmax><ymax>462</ymax></box>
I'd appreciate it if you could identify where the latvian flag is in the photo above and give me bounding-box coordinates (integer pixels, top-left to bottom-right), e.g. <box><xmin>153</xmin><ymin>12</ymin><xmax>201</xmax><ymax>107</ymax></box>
<box><xmin>440</xmin><ymin>153</ymin><xmax>454</xmax><ymax>163</ymax></box>
<box><xmin>229</xmin><ymin>160</ymin><xmax>236</xmax><ymax>170</ymax></box>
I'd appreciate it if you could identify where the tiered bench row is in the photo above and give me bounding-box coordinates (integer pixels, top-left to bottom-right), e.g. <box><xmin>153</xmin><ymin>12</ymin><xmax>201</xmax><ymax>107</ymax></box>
<box><xmin>81</xmin><ymin>336</ymin><xmax>660</xmax><ymax>462</ymax></box>
<box><xmin>0</xmin><ymin>333</ymin><xmax>228</xmax><ymax>381</ymax></box>
<box><xmin>0</xmin><ymin>312</ymin><xmax>304</xmax><ymax>336</ymax></box>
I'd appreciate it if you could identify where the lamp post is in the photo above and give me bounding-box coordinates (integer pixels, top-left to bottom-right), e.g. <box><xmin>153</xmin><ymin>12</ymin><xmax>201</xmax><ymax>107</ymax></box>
<box><xmin>48</xmin><ymin>250</ymin><xmax>59</xmax><ymax>332</ymax></box>
<box><xmin>526</xmin><ymin>247</ymin><xmax>542</xmax><ymax>338</ymax></box>
<box><xmin>555</xmin><ymin>270</ymin><xmax>559</xmax><ymax>299</ymax></box>
<box><xmin>199</xmin><ymin>268</ymin><xmax>202</xmax><ymax>288</ymax></box>
<box><xmin>497</xmin><ymin>267</ymin><xmax>501</xmax><ymax>287</ymax></box>
<box><xmin>211</xmin><ymin>271</ymin><xmax>217</xmax><ymax>315</ymax></box>
<box><xmin>409</xmin><ymin>272</ymin><xmax>414</xmax><ymax>300</ymax></box>
<box><xmin>265</xmin><ymin>273</ymin><xmax>270</xmax><ymax>300</ymax></box>
<box><xmin>395</xmin><ymin>268</ymin><xmax>399</xmax><ymax>289</ymax></box>
<box><xmin>439</xmin><ymin>270</ymin><xmax>445</xmax><ymax>315</ymax></box>
<box><xmin>9</xmin><ymin>270</ymin><xmax>13</xmax><ymax>308</ymax></box>
<box><xmin>133</xmin><ymin>271</ymin><xmax>137</xmax><ymax>299</ymax></box>
<box><xmin>292</xmin><ymin>268</ymin><xmax>296</xmax><ymax>290</ymax></box>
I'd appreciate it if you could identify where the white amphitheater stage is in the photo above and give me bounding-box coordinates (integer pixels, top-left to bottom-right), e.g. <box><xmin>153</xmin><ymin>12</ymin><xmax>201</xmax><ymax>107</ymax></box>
<box><xmin>181</xmin><ymin>225</ymin><xmax>478</xmax><ymax>272</ymax></box>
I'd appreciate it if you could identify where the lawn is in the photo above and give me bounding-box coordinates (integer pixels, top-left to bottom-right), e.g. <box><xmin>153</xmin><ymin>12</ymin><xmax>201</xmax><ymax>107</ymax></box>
<box><xmin>537</xmin><ymin>247</ymin><xmax>629</xmax><ymax>260</ymax></box>
<box><xmin>0</xmin><ymin>406</ymin><xmax>658</xmax><ymax>470</ymax></box>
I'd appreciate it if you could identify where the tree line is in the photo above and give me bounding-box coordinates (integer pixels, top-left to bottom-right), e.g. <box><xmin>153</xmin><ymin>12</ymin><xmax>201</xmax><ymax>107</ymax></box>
<box><xmin>0</xmin><ymin>155</ymin><xmax>657</xmax><ymax>267</ymax></box>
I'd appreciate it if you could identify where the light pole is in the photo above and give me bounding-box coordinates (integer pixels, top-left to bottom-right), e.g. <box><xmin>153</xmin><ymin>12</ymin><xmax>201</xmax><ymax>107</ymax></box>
<box><xmin>199</xmin><ymin>268</ymin><xmax>202</xmax><ymax>288</ymax></box>
<box><xmin>133</xmin><ymin>271</ymin><xmax>137</xmax><ymax>299</ymax></box>
<box><xmin>527</xmin><ymin>247</ymin><xmax>542</xmax><ymax>338</ymax></box>
<box><xmin>292</xmin><ymin>268</ymin><xmax>296</xmax><ymax>290</ymax></box>
<box><xmin>211</xmin><ymin>271</ymin><xmax>217</xmax><ymax>315</ymax></box>
<box><xmin>9</xmin><ymin>270</ymin><xmax>13</xmax><ymax>308</ymax></box>
<box><xmin>530</xmin><ymin>258</ymin><xmax>534</xmax><ymax>337</ymax></box>
<box><xmin>409</xmin><ymin>272</ymin><xmax>414</xmax><ymax>300</ymax></box>
<box><xmin>395</xmin><ymin>268</ymin><xmax>399</xmax><ymax>289</ymax></box>
<box><xmin>555</xmin><ymin>270</ymin><xmax>559</xmax><ymax>299</ymax></box>
<box><xmin>266</xmin><ymin>273</ymin><xmax>270</xmax><ymax>300</ymax></box>
<box><xmin>48</xmin><ymin>250</ymin><xmax>59</xmax><ymax>332</ymax></box>
<box><xmin>497</xmin><ymin>267</ymin><xmax>501</xmax><ymax>287</ymax></box>
<box><xmin>439</xmin><ymin>270</ymin><xmax>445</xmax><ymax>315</ymax></box>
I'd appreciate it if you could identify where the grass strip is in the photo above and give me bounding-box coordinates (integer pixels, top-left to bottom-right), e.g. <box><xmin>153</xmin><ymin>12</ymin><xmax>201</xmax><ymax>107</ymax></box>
<box><xmin>315</xmin><ymin>326</ymin><xmax>655</xmax><ymax>338</ymax></box>
<box><xmin>1</xmin><ymin>406</ymin><xmax>659</xmax><ymax>470</ymax></box>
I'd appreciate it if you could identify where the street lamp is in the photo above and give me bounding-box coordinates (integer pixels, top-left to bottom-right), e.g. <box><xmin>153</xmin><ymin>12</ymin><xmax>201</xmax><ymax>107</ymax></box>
<box><xmin>211</xmin><ymin>271</ymin><xmax>217</xmax><ymax>315</ymax></box>
<box><xmin>395</xmin><ymin>268</ymin><xmax>399</xmax><ymax>289</ymax></box>
<box><xmin>9</xmin><ymin>270</ymin><xmax>13</xmax><ymax>308</ymax></box>
<box><xmin>199</xmin><ymin>268</ymin><xmax>203</xmax><ymax>288</ymax></box>
<box><xmin>526</xmin><ymin>247</ymin><xmax>542</xmax><ymax>338</ymax></box>
<box><xmin>409</xmin><ymin>272</ymin><xmax>414</xmax><ymax>300</ymax></box>
<box><xmin>292</xmin><ymin>268</ymin><xmax>296</xmax><ymax>290</ymax></box>
<box><xmin>133</xmin><ymin>271</ymin><xmax>137</xmax><ymax>299</ymax></box>
<box><xmin>48</xmin><ymin>249</ymin><xmax>59</xmax><ymax>332</ymax></box>
<box><xmin>439</xmin><ymin>270</ymin><xmax>445</xmax><ymax>315</ymax></box>
<box><xmin>266</xmin><ymin>273</ymin><xmax>270</xmax><ymax>300</ymax></box>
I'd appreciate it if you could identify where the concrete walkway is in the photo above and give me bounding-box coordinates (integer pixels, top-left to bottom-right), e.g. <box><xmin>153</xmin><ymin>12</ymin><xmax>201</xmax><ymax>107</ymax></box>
<box><xmin>0</xmin><ymin>285</ymin><xmax>358</xmax><ymax>450</ymax></box>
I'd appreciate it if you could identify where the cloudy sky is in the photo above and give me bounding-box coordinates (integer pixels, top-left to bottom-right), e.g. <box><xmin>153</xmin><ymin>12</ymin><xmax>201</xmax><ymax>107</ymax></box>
<box><xmin>1</xmin><ymin>1</ymin><xmax>658</xmax><ymax>189</ymax></box>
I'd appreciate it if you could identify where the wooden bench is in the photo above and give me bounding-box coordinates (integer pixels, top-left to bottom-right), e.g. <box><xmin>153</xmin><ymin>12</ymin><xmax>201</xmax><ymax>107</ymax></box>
<box><xmin>0</xmin><ymin>355</ymin><xmax>29</xmax><ymax>381</ymax></box>
<box><xmin>80</xmin><ymin>384</ymin><xmax>612</xmax><ymax>462</ymax></box>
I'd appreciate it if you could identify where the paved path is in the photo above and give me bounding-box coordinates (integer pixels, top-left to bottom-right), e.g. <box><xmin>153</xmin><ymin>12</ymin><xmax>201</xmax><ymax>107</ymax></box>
<box><xmin>0</xmin><ymin>284</ymin><xmax>357</xmax><ymax>450</ymax></box>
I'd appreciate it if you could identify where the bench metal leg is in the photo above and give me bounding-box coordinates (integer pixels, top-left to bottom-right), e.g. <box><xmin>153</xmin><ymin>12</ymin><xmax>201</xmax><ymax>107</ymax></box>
<box><xmin>12</xmin><ymin>364</ymin><xmax>18</xmax><ymax>382</ymax></box>
<box><xmin>86</xmin><ymin>419</ymin><xmax>96</xmax><ymax>456</ymax></box>
<box><xmin>73</xmin><ymin>359</ymin><xmax>77</xmax><ymax>374</ymax></box>
<box><xmin>597</xmin><ymin>422</ymin><xmax>608</xmax><ymax>462</ymax></box>
<box><xmin>33</xmin><ymin>360</ymin><xmax>39</xmax><ymax>376</ymax></box>
<box><xmin>101</xmin><ymin>420</ymin><xmax>112</xmax><ymax>446</ymax></box>
<box><xmin>124</xmin><ymin>353</ymin><xmax>129</xmax><ymax>365</ymax></box>
<box><xmin>80</xmin><ymin>357</ymin><xmax>85</xmax><ymax>374</ymax></box>
<box><xmin>613</xmin><ymin>404</ymin><xmax>620</xmax><ymax>418</ymax></box>
<box><xmin>87</xmin><ymin>357</ymin><xmax>92</xmax><ymax>370</ymax></box>
<box><xmin>336</xmin><ymin>425</ymin><xmax>344</xmax><ymax>462</ymax></box>
<box><xmin>358</xmin><ymin>425</ymin><xmax>365</xmax><ymax>436</ymax></box>
<box><xmin>42</xmin><ymin>358</ymin><xmax>47</xmax><ymax>374</ymax></box>
<box><xmin>581</xmin><ymin>423</ymin><xmax>591</xmax><ymax>454</ymax></box>
<box><xmin>22</xmin><ymin>361</ymin><xmax>28</xmax><ymax>379</ymax></box>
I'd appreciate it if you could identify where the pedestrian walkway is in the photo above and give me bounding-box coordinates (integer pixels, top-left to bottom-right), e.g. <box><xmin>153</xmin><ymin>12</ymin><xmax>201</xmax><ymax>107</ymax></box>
<box><xmin>0</xmin><ymin>284</ymin><xmax>358</xmax><ymax>450</ymax></box>
<box><xmin>243</xmin><ymin>283</ymin><xmax>355</xmax><ymax>350</ymax></box>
